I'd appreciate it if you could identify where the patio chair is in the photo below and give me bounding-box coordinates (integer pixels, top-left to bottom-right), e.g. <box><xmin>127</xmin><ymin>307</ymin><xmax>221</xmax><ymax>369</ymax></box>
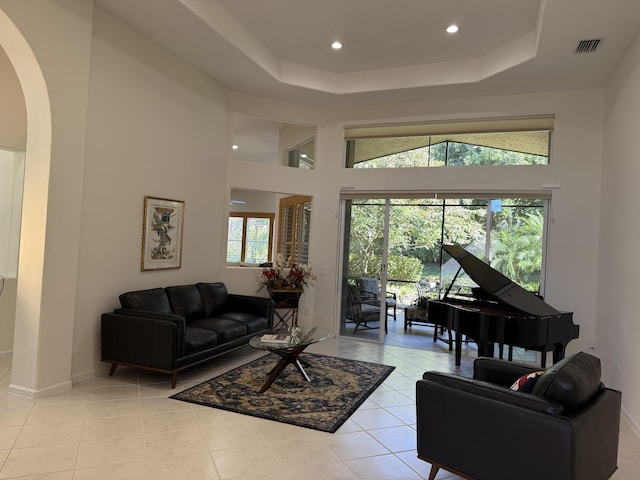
<box><xmin>345</xmin><ymin>284</ymin><xmax>386</xmax><ymax>334</ymax></box>
<box><xmin>357</xmin><ymin>277</ymin><xmax>397</xmax><ymax>321</ymax></box>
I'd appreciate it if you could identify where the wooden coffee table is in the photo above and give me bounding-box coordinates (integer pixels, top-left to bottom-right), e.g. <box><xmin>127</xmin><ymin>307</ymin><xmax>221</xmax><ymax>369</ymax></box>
<box><xmin>249</xmin><ymin>326</ymin><xmax>331</xmax><ymax>393</ymax></box>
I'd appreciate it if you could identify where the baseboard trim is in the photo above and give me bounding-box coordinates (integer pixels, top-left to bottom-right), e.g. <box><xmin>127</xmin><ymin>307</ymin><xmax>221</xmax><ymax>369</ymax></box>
<box><xmin>8</xmin><ymin>379</ymin><xmax>72</xmax><ymax>398</ymax></box>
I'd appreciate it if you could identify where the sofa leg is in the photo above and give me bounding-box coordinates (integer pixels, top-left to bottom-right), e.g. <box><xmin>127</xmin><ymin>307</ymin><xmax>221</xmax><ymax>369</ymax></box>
<box><xmin>428</xmin><ymin>465</ymin><xmax>439</xmax><ymax>480</ymax></box>
<box><xmin>109</xmin><ymin>363</ymin><xmax>117</xmax><ymax>376</ymax></box>
<box><xmin>171</xmin><ymin>372</ymin><xmax>178</xmax><ymax>389</ymax></box>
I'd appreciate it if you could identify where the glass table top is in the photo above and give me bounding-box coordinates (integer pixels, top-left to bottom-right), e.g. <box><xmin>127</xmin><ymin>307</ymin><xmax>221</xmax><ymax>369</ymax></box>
<box><xmin>249</xmin><ymin>326</ymin><xmax>331</xmax><ymax>350</ymax></box>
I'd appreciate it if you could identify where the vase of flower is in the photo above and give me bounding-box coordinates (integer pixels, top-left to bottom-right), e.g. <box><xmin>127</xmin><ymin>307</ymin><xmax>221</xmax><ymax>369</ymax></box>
<box><xmin>257</xmin><ymin>254</ymin><xmax>316</xmax><ymax>295</ymax></box>
<box><xmin>258</xmin><ymin>255</ymin><xmax>316</xmax><ymax>329</ymax></box>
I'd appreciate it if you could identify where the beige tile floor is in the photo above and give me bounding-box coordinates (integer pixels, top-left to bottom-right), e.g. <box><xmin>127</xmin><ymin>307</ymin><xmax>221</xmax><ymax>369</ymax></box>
<box><xmin>0</xmin><ymin>322</ymin><xmax>638</xmax><ymax>479</ymax></box>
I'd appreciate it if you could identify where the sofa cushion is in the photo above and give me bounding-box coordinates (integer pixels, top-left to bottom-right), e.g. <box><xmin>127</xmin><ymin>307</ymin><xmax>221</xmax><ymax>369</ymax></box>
<box><xmin>221</xmin><ymin>312</ymin><xmax>269</xmax><ymax>334</ymax></box>
<box><xmin>119</xmin><ymin>288</ymin><xmax>172</xmax><ymax>313</ymax></box>
<box><xmin>532</xmin><ymin>351</ymin><xmax>602</xmax><ymax>410</ymax></box>
<box><xmin>189</xmin><ymin>317</ymin><xmax>248</xmax><ymax>342</ymax></box>
<box><xmin>166</xmin><ymin>285</ymin><xmax>205</xmax><ymax>321</ymax></box>
<box><xmin>197</xmin><ymin>283</ymin><xmax>229</xmax><ymax>317</ymax></box>
<box><xmin>184</xmin><ymin>326</ymin><xmax>219</xmax><ymax>354</ymax></box>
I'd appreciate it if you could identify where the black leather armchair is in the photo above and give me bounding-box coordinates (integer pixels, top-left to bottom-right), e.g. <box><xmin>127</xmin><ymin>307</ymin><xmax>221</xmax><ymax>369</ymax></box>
<box><xmin>416</xmin><ymin>352</ymin><xmax>621</xmax><ymax>480</ymax></box>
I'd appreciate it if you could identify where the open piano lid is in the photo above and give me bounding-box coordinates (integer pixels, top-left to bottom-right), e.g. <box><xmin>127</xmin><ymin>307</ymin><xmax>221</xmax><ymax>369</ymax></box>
<box><xmin>443</xmin><ymin>244</ymin><xmax>561</xmax><ymax>317</ymax></box>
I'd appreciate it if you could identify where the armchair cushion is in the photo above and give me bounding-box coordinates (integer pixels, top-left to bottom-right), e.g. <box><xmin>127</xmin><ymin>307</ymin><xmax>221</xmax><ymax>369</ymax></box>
<box><xmin>532</xmin><ymin>351</ymin><xmax>603</xmax><ymax>410</ymax></box>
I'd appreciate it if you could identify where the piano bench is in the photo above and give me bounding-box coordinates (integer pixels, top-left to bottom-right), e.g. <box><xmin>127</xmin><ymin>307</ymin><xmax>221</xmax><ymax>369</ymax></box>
<box><xmin>404</xmin><ymin>306</ymin><xmax>453</xmax><ymax>348</ymax></box>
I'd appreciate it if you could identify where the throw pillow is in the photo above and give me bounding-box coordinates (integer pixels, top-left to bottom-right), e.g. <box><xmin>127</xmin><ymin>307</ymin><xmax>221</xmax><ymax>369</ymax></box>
<box><xmin>510</xmin><ymin>371</ymin><xmax>544</xmax><ymax>393</ymax></box>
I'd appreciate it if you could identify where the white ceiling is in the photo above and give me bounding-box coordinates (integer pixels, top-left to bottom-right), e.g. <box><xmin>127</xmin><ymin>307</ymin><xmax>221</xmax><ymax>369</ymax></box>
<box><xmin>96</xmin><ymin>0</ymin><xmax>640</xmax><ymax>107</ymax></box>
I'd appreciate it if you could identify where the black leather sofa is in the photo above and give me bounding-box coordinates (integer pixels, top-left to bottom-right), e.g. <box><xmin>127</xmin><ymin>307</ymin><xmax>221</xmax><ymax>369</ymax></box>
<box><xmin>416</xmin><ymin>352</ymin><xmax>622</xmax><ymax>480</ymax></box>
<box><xmin>101</xmin><ymin>282</ymin><xmax>274</xmax><ymax>388</ymax></box>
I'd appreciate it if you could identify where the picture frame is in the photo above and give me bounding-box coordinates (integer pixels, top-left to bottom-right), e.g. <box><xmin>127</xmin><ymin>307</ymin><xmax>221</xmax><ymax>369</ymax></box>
<box><xmin>141</xmin><ymin>196</ymin><xmax>185</xmax><ymax>271</ymax></box>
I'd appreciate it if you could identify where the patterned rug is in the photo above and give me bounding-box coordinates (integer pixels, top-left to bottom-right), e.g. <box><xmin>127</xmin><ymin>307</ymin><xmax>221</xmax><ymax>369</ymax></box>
<box><xmin>170</xmin><ymin>353</ymin><xmax>395</xmax><ymax>433</ymax></box>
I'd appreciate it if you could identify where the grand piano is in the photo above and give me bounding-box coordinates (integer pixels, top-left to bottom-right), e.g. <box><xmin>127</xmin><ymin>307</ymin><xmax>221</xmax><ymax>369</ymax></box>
<box><xmin>427</xmin><ymin>244</ymin><xmax>579</xmax><ymax>367</ymax></box>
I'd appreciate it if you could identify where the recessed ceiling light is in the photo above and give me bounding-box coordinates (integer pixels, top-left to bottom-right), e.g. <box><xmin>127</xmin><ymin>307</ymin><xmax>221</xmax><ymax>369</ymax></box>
<box><xmin>331</xmin><ymin>41</ymin><xmax>343</xmax><ymax>50</ymax></box>
<box><xmin>232</xmin><ymin>144</ymin><xmax>239</xmax><ymax>150</ymax></box>
<box><xmin>446</xmin><ymin>24</ymin><xmax>459</xmax><ymax>34</ymax></box>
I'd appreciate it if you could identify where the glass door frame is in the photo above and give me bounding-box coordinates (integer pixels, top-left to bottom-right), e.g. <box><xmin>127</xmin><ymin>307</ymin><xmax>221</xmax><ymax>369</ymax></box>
<box><xmin>337</xmin><ymin>198</ymin><xmax>391</xmax><ymax>344</ymax></box>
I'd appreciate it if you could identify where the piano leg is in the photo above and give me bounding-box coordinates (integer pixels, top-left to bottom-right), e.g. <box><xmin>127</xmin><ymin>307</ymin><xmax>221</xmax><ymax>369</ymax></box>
<box><xmin>553</xmin><ymin>344</ymin><xmax>567</xmax><ymax>364</ymax></box>
<box><xmin>497</xmin><ymin>344</ymin><xmax>513</xmax><ymax>361</ymax></box>
<box><xmin>477</xmin><ymin>342</ymin><xmax>495</xmax><ymax>359</ymax></box>
<box><xmin>454</xmin><ymin>332</ymin><xmax>462</xmax><ymax>366</ymax></box>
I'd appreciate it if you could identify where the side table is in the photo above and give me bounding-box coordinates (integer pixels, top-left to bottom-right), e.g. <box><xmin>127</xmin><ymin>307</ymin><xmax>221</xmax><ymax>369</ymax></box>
<box><xmin>269</xmin><ymin>288</ymin><xmax>303</xmax><ymax>330</ymax></box>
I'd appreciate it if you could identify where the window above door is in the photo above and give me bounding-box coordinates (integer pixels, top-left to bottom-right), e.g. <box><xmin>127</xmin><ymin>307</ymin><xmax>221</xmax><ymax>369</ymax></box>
<box><xmin>344</xmin><ymin>116</ymin><xmax>553</xmax><ymax>169</ymax></box>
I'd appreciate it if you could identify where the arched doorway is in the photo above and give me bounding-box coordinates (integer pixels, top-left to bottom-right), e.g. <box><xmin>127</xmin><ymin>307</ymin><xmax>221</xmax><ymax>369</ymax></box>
<box><xmin>0</xmin><ymin>8</ymin><xmax>60</xmax><ymax>396</ymax></box>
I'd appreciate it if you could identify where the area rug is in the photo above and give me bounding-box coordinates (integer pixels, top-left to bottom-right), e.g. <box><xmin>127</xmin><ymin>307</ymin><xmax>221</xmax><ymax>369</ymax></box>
<box><xmin>170</xmin><ymin>353</ymin><xmax>395</xmax><ymax>433</ymax></box>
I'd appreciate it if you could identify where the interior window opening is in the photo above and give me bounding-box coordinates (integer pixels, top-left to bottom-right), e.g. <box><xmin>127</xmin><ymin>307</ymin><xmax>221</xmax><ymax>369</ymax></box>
<box><xmin>287</xmin><ymin>137</ymin><xmax>315</xmax><ymax>169</ymax></box>
<box><xmin>226</xmin><ymin>190</ymin><xmax>312</xmax><ymax>267</ymax></box>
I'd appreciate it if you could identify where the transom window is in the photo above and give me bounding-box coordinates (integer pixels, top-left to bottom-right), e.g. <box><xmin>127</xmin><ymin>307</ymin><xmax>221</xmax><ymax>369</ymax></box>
<box><xmin>345</xmin><ymin>116</ymin><xmax>553</xmax><ymax>168</ymax></box>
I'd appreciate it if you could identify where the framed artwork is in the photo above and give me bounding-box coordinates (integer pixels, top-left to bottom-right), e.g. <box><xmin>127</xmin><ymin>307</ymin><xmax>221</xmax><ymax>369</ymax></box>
<box><xmin>141</xmin><ymin>196</ymin><xmax>185</xmax><ymax>271</ymax></box>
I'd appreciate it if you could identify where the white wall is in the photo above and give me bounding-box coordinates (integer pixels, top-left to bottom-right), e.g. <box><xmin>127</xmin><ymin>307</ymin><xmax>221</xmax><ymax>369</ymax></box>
<box><xmin>0</xmin><ymin>276</ymin><xmax>15</xmax><ymax>354</ymax></box>
<box><xmin>0</xmin><ymin>0</ymin><xmax>93</xmax><ymax>396</ymax></box>
<box><xmin>0</xmin><ymin>45</ymin><xmax>25</xmax><ymax>356</ymax></box>
<box><xmin>0</xmin><ymin>45</ymin><xmax>25</xmax><ymax>150</ymax></box>
<box><xmin>0</xmin><ymin>149</ymin><xmax>24</xmax><ymax>276</ymax></box>
<box><xmin>0</xmin><ymin>150</ymin><xmax>22</xmax><ymax>354</ymax></box>
<box><xmin>72</xmin><ymin>8</ymin><xmax>230</xmax><ymax>379</ymax></box>
<box><xmin>227</xmin><ymin>89</ymin><xmax>604</xmax><ymax>361</ymax></box>
<box><xmin>600</xmin><ymin>31</ymin><xmax>640</xmax><ymax>435</ymax></box>
<box><xmin>0</xmin><ymin>2</ymin><xmax>230</xmax><ymax>392</ymax></box>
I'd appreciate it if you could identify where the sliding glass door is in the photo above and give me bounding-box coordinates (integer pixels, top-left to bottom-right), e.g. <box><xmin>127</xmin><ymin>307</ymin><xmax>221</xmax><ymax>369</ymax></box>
<box><xmin>339</xmin><ymin>196</ymin><xmax>548</xmax><ymax>343</ymax></box>
<box><xmin>339</xmin><ymin>199</ymin><xmax>389</xmax><ymax>343</ymax></box>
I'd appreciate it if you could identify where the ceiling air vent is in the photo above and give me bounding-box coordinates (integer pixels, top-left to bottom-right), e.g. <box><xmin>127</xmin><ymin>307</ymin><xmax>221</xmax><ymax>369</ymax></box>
<box><xmin>575</xmin><ymin>39</ymin><xmax>602</xmax><ymax>54</ymax></box>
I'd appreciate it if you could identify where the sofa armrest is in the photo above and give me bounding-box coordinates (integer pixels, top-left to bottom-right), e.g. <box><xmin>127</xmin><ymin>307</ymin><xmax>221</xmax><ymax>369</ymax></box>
<box><xmin>473</xmin><ymin>357</ymin><xmax>542</xmax><ymax>387</ymax></box>
<box><xmin>101</xmin><ymin>311</ymin><xmax>185</xmax><ymax>370</ymax></box>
